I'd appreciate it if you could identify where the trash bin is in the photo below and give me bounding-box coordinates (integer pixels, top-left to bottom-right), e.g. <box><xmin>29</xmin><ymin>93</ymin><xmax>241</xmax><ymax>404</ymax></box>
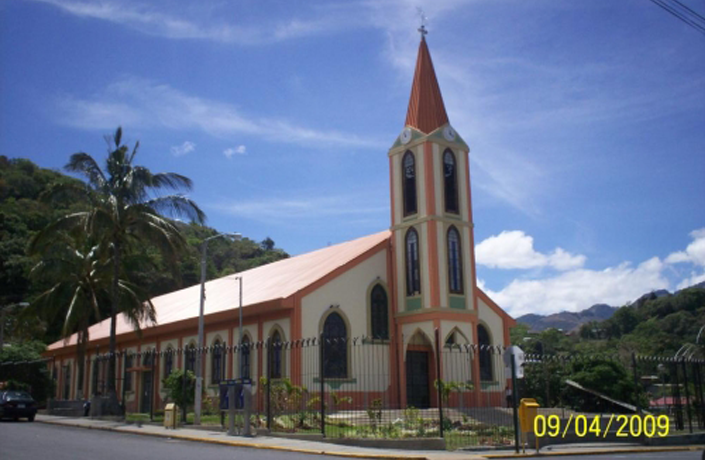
<box><xmin>164</xmin><ymin>403</ymin><xmax>178</xmax><ymax>429</ymax></box>
<box><xmin>518</xmin><ymin>398</ymin><xmax>539</xmax><ymax>433</ymax></box>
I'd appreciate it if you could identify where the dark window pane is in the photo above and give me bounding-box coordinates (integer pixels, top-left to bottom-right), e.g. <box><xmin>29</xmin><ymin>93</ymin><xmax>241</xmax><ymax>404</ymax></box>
<box><xmin>185</xmin><ymin>345</ymin><xmax>196</xmax><ymax>373</ymax></box>
<box><xmin>444</xmin><ymin>150</ymin><xmax>459</xmax><ymax>213</ymax></box>
<box><xmin>405</xmin><ymin>228</ymin><xmax>421</xmax><ymax>296</ymax></box>
<box><xmin>271</xmin><ymin>331</ymin><xmax>282</xmax><ymax>379</ymax></box>
<box><xmin>323</xmin><ymin>312</ymin><xmax>348</xmax><ymax>378</ymax></box>
<box><xmin>478</xmin><ymin>325</ymin><xmax>493</xmax><ymax>381</ymax></box>
<box><xmin>370</xmin><ymin>285</ymin><xmax>389</xmax><ymax>340</ymax></box>
<box><xmin>211</xmin><ymin>341</ymin><xmax>223</xmax><ymax>384</ymax></box>
<box><xmin>447</xmin><ymin>226</ymin><xmax>464</xmax><ymax>294</ymax></box>
<box><xmin>164</xmin><ymin>351</ymin><xmax>173</xmax><ymax>379</ymax></box>
<box><xmin>402</xmin><ymin>151</ymin><xmax>417</xmax><ymax>216</ymax></box>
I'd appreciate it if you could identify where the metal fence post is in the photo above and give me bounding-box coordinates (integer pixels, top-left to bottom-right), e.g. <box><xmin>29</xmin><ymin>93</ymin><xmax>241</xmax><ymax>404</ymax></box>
<box><xmin>266</xmin><ymin>338</ymin><xmax>272</xmax><ymax>431</ymax></box>
<box><xmin>320</xmin><ymin>333</ymin><xmax>326</xmax><ymax>437</ymax></box>
<box><xmin>672</xmin><ymin>361</ymin><xmax>684</xmax><ymax>430</ymax></box>
<box><xmin>511</xmin><ymin>351</ymin><xmax>520</xmax><ymax>454</ymax></box>
<box><xmin>150</xmin><ymin>350</ymin><xmax>155</xmax><ymax>421</ymax></box>
<box><xmin>682</xmin><ymin>359</ymin><xmax>693</xmax><ymax>433</ymax></box>
<box><xmin>631</xmin><ymin>352</ymin><xmax>640</xmax><ymax>413</ymax></box>
<box><xmin>434</xmin><ymin>328</ymin><xmax>444</xmax><ymax>438</ymax></box>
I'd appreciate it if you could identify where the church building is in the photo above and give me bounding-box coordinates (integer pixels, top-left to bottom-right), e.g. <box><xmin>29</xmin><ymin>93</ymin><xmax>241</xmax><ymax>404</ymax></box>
<box><xmin>47</xmin><ymin>34</ymin><xmax>515</xmax><ymax>413</ymax></box>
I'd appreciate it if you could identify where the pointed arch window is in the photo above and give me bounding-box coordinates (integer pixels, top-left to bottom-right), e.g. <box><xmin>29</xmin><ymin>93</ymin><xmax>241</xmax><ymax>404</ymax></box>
<box><xmin>124</xmin><ymin>354</ymin><xmax>133</xmax><ymax>392</ymax></box>
<box><xmin>447</xmin><ymin>226</ymin><xmax>464</xmax><ymax>294</ymax></box>
<box><xmin>164</xmin><ymin>348</ymin><xmax>174</xmax><ymax>379</ymax></box>
<box><xmin>185</xmin><ymin>343</ymin><xmax>196</xmax><ymax>374</ymax></box>
<box><xmin>478</xmin><ymin>325</ymin><xmax>493</xmax><ymax>381</ymax></box>
<box><xmin>323</xmin><ymin>312</ymin><xmax>348</xmax><ymax>378</ymax></box>
<box><xmin>271</xmin><ymin>330</ymin><xmax>283</xmax><ymax>379</ymax></box>
<box><xmin>405</xmin><ymin>227</ymin><xmax>421</xmax><ymax>296</ymax></box>
<box><xmin>370</xmin><ymin>285</ymin><xmax>389</xmax><ymax>340</ymax></box>
<box><xmin>443</xmin><ymin>149</ymin><xmax>459</xmax><ymax>214</ymax></box>
<box><xmin>211</xmin><ymin>340</ymin><xmax>223</xmax><ymax>384</ymax></box>
<box><xmin>402</xmin><ymin>151</ymin><xmax>417</xmax><ymax>216</ymax></box>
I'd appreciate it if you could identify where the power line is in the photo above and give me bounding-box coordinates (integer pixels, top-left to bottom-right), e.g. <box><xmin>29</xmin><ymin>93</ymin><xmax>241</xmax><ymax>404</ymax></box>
<box><xmin>649</xmin><ymin>0</ymin><xmax>705</xmax><ymax>36</ymax></box>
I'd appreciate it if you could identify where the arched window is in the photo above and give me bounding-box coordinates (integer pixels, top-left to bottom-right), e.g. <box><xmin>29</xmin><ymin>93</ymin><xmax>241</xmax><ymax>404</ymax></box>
<box><xmin>211</xmin><ymin>340</ymin><xmax>223</xmax><ymax>384</ymax></box>
<box><xmin>402</xmin><ymin>151</ymin><xmax>417</xmax><ymax>216</ymax></box>
<box><xmin>447</xmin><ymin>226</ymin><xmax>464</xmax><ymax>294</ymax></box>
<box><xmin>271</xmin><ymin>330</ymin><xmax>283</xmax><ymax>379</ymax></box>
<box><xmin>185</xmin><ymin>343</ymin><xmax>196</xmax><ymax>373</ymax></box>
<box><xmin>370</xmin><ymin>285</ymin><xmax>389</xmax><ymax>340</ymax></box>
<box><xmin>323</xmin><ymin>312</ymin><xmax>348</xmax><ymax>378</ymax></box>
<box><xmin>241</xmin><ymin>336</ymin><xmax>251</xmax><ymax>380</ymax></box>
<box><xmin>405</xmin><ymin>227</ymin><xmax>421</xmax><ymax>296</ymax></box>
<box><xmin>163</xmin><ymin>348</ymin><xmax>174</xmax><ymax>379</ymax></box>
<box><xmin>443</xmin><ymin>149</ymin><xmax>459</xmax><ymax>213</ymax></box>
<box><xmin>478</xmin><ymin>325</ymin><xmax>493</xmax><ymax>381</ymax></box>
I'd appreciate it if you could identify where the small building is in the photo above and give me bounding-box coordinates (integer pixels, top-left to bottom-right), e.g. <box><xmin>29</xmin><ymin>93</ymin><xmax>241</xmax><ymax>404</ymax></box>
<box><xmin>46</xmin><ymin>34</ymin><xmax>515</xmax><ymax>413</ymax></box>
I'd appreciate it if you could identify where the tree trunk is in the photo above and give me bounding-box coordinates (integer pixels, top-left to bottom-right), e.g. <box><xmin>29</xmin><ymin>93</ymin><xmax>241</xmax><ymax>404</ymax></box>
<box><xmin>106</xmin><ymin>237</ymin><xmax>122</xmax><ymax>414</ymax></box>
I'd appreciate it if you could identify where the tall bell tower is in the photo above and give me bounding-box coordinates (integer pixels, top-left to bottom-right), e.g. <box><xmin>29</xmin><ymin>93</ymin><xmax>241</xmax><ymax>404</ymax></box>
<box><xmin>389</xmin><ymin>33</ymin><xmax>478</xmax><ymax>318</ymax></box>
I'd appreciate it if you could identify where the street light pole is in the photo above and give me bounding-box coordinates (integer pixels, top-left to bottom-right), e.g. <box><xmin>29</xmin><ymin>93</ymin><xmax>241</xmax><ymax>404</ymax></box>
<box><xmin>195</xmin><ymin>232</ymin><xmax>241</xmax><ymax>426</ymax></box>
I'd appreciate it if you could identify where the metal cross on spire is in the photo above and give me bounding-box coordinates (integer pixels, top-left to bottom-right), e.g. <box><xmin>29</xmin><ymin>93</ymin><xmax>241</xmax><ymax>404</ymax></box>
<box><xmin>417</xmin><ymin>7</ymin><xmax>428</xmax><ymax>37</ymax></box>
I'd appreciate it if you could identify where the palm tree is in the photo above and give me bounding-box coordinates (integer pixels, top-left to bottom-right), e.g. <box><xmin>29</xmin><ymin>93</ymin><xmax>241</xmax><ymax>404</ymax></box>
<box><xmin>30</xmin><ymin>234</ymin><xmax>155</xmax><ymax>398</ymax></box>
<box><xmin>31</xmin><ymin>127</ymin><xmax>205</xmax><ymax>410</ymax></box>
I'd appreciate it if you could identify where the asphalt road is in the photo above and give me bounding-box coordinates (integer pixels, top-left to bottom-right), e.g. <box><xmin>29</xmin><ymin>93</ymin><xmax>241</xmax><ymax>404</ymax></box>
<box><xmin>540</xmin><ymin>452</ymin><xmax>702</xmax><ymax>460</ymax></box>
<box><xmin>0</xmin><ymin>421</ymin><xmax>363</xmax><ymax>460</ymax></box>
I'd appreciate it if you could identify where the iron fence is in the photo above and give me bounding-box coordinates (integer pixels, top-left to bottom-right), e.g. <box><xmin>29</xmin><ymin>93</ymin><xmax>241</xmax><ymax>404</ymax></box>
<box><xmin>10</xmin><ymin>335</ymin><xmax>705</xmax><ymax>450</ymax></box>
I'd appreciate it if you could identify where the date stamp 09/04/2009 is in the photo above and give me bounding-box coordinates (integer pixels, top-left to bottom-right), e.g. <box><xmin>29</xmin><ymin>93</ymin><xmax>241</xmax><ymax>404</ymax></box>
<box><xmin>533</xmin><ymin>414</ymin><xmax>671</xmax><ymax>439</ymax></box>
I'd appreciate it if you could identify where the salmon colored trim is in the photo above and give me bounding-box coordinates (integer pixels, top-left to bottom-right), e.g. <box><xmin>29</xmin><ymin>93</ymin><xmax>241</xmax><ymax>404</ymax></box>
<box><xmin>389</xmin><ymin>156</ymin><xmax>396</xmax><ymax>226</ymax></box>
<box><xmin>291</xmin><ymin>297</ymin><xmax>301</xmax><ymax>386</ymax></box>
<box><xmin>297</xmin><ymin>239</ymin><xmax>388</xmax><ymax>298</ymax></box>
<box><xmin>396</xmin><ymin>310</ymin><xmax>474</xmax><ymax>324</ymax></box>
<box><xmin>476</xmin><ymin>287</ymin><xmax>514</xmax><ymax>347</ymax></box>
<box><xmin>464</xmin><ymin>149</ymin><xmax>478</xmax><ymax>310</ymax></box>
<box><xmin>476</xmin><ymin>287</ymin><xmax>515</xmax><ymax>326</ymax></box>
<box><xmin>386</xmin><ymin>238</ymin><xmax>399</xmax><ymax>406</ymax></box>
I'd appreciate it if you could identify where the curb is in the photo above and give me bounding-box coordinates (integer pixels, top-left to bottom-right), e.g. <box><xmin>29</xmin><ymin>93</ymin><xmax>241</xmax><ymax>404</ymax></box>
<box><xmin>36</xmin><ymin>418</ymin><xmax>429</xmax><ymax>460</ymax></box>
<box><xmin>481</xmin><ymin>445</ymin><xmax>705</xmax><ymax>458</ymax></box>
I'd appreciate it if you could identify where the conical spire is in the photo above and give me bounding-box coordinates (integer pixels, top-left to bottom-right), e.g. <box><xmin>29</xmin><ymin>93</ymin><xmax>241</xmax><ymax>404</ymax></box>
<box><xmin>404</xmin><ymin>36</ymin><xmax>449</xmax><ymax>134</ymax></box>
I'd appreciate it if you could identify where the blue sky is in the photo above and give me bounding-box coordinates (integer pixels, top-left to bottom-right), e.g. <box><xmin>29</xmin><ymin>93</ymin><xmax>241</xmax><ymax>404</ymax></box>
<box><xmin>2</xmin><ymin>0</ymin><xmax>704</xmax><ymax>317</ymax></box>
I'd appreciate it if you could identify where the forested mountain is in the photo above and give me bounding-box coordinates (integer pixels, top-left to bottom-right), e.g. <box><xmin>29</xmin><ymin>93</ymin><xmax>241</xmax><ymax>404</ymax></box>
<box><xmin>513</xmin><ymin>285</ymin><xmax>705</xmax><ymax>357</ymax></box>
<box><xmin>517</xmin><ymin>303</ymin><xmax>618</xmax><ymax>332</ymax></box>
<box><xmin>0</xmin><ymin>156</ymin><xmax>288</xmax><ymax>345</ymax></box>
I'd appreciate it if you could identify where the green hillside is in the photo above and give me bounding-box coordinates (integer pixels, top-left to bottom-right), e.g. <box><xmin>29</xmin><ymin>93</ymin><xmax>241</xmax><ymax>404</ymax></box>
<box><xmin>0</xmin><ymin>156</ymin><xmax>288</xmax><ymax>345</ymax></box>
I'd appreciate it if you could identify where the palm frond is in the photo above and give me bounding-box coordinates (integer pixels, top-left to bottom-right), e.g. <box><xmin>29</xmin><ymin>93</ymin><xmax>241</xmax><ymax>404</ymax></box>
<box><xmin>29</xmin><ymin>212</ymin><xmax>89</xmax><ymax>254</ymax></box>
<box><xmin>142</xmin><ymin>195</ymin><xmax>206</xmax><ymax>223</ymax></box>
<box><xmin>65</xmin><ymin>153</ymin><xmax>107</xmax><ymax>188</ymax></box>
<box><xmin>149</xmin><ymin>172</ymin><xmax>194</xmax><ymax>192</ymax></box>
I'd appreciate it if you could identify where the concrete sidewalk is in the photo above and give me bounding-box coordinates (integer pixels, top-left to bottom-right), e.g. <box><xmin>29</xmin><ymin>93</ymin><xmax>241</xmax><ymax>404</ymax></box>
<box><xmin>34</xmin><ymin>415</ymin><xmax>705</xmax><ymax>459</ymax></box>
<box><xmin>35</xmin><ymin>414</ymin><xmax>476</xmax><ymax>460</ymax></box>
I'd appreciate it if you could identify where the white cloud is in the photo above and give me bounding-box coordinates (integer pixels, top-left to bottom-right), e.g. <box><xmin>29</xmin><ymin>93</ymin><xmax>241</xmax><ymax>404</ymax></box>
<box><xmin>56</xmin><ymin>77</ymin><xmax>384</xmax><ymax>149</ymax></box>
<box><xmin>483</xmin><ymin>257</ymin><xmax>669</xmax><ymax>317</ymax></box>
<box><xmin>170</xmin><ymin>141</ymin><xmax>195</xmax><ymax>157</ymax></box>
<box><xmin>676</xmin><ymin>271</ymin><xmax>705</xmax><ymax>291</ymax></box>
<box><xmin>31</xmin><ymin>0</ymin><xmax>364</xmax><ymax>45</ymax></box>
<box><xmin>212</xmin><ymin>194</ymin><xmax>387</xmax><ymax>224</ymax></box>
<box><xmin>223</xmin><ymin>145</ymin><xmax>246</xmax><ymax>159</ymax></box>
<box><xmin>475</xmin><ymin>230</ymin><xmax>586</xmax><ymax>271</ymax></box>
<box><xmin>666</xmin><ymin>228</ymin><xmax>705</xmax><ymax>266</ymax></box>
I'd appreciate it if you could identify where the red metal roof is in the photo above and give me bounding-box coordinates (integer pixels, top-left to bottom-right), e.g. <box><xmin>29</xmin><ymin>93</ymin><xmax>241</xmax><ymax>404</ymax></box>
<box><xmin>404</xmin><ymin>37</ymin><xmax>449</xmax><ymax>134</ymax></box>
<box><xmin>48</xmin><ymin>231</ymin><xmax>390</xmax><ymax>351</ymax></box>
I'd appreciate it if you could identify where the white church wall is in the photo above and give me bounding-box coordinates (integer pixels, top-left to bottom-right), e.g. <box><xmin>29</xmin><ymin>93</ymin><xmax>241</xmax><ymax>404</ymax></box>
<box><xmin>300</xmin><ymin>249</ymin><xmax>390</xmax><ymax>393</ymax></box>
<box><xmin>478</xmin><ymin>298</ymin><xmax>504</xmax><ymax>347</ymax></box>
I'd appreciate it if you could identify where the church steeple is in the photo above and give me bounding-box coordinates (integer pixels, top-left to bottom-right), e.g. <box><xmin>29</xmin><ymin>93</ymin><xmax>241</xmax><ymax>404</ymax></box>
<box><xmin>404</xmin><ymin>36</ymin><xmax>449</xmax><ymax>134</ymax></box>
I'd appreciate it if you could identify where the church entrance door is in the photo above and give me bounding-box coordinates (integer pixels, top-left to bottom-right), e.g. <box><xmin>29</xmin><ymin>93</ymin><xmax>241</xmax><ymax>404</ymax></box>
<box><xmin>406</xmin><ymin>350</ymin><xmax>430</xmax><ymax>409</ymax></box>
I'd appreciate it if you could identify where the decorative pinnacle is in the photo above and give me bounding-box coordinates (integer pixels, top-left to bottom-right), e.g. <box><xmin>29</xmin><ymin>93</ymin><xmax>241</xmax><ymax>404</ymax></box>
<box><xmin>417</xmin><ymin>7</ymin><xmax>428</xmax><ymax>37</ymax></box>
